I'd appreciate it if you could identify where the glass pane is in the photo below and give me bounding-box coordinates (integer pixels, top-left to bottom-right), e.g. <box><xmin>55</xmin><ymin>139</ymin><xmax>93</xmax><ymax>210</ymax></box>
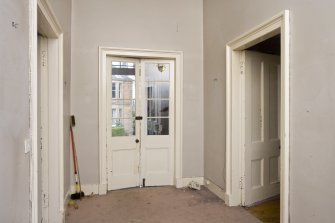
<box><xmin>112</xmin><ymin>61</ymin><xmax>135</xmax><ymax>100</ymax></box>
<box><xmin>112</xmin><ymin>99</ymin><xmax>135</xmax><ymax>119</ymax></box>
<box><xmin>112</xmin><ymin>118</ymin><xmax>135</xmax><ymax>137</ymax></box>
<box><xmin>147</xmin><ymin>100</ymin><xmax>169</xmax><ymax>117</ymax></box>
<box><xmin>111</xmin><ymin>60</ymin><xmax>136</xmax><ymax>137</ymax></box>
<box><xmin>147</xmin><ymin>82</ymin><xmax>169</xmax><ymax>99</ymax></box>
<box><xmin>112</xmin><ymin>61</ymin><xmax>135</xmax><ymax>69</ymax></box>
<box><xmin>145</xmin><ymin>63</ymin><xmax>170</xmax><ymax>82</ymax></box>
<box><xmin>147</xmin><ymin>118</ymin><xmax>169</xmax><ymax>135</ymax></box>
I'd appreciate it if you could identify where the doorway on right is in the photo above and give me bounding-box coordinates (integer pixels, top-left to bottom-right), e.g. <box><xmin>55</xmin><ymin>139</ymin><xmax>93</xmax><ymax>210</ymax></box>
<box><xmin>243</xmin><ymin>35</ymin><xmax>281</xmax><ymax>223</ymax></box>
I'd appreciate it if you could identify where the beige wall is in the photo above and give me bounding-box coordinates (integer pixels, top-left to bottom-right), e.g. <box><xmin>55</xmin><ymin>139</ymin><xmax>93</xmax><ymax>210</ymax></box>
<box><xmin>0</xmin><ymin>0</ymin><xmax>30</xmax><ymax>221</ymax></box>
<box><xmin>71</xmin><ymin>0</ymin><xmax>204</xmax><ymax>184</ymax></box>
<box><xmin>204</xmin><ymin>0</ymin><xmax>335</xmax><ymax>222</ymax></box>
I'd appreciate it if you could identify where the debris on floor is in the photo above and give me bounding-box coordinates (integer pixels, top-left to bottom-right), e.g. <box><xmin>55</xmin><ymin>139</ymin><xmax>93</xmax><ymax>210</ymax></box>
<box><xmin>188</xmin><ymin>181</ymin><xmax>201</xmax><ymax>190</ymax></box>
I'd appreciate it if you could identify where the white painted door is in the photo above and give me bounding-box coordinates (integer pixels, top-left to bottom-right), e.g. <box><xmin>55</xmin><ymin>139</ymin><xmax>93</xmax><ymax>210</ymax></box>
<box><xmin>140</xmin><ymin>60</ymin><xmax>174</xmax><ymax>186</ymax></box>
<box><xmin>107</xmin><ymin>58</ymin><xmax>174</xmax><ymax>190</ymax></box>
<box><xmin>38</xmin><ymin>36</ymin><xmax>49</xmax><ymax>222</ymax></box>
<box><xmin>107</xmin><ymin>57</ymin><xmax>140</xmax><ymax>190</ymax></box>
<box><xmin>243</xmin><ymin>51</ymin><xmax>280</xmax><ymax>206</ymax></box>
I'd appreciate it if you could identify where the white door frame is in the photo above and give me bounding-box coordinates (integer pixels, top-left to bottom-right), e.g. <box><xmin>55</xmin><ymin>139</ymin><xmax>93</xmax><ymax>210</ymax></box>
<box><xmin>225</xmin><ymin>11</ymin><xmax>290</xmax><ymax>223</ymax></box>
<box><xmin>99</xmin><ymin>47</ymin><xmax>183</xmax><ymax>194</ymax></box>
<box><xmin>30</xmin><ymin>0</ymin><xmax>64</xmax><ymax>222</ymax></box>
<box><xmin>39</xmin><ymin>36</ymin><xmax>49</xmax><ymax>222</ymax></box>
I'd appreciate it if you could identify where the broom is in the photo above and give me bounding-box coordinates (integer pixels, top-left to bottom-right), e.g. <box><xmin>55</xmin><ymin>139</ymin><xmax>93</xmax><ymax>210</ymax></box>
<box><xmin>70</xmin><ymin>115</ymin><xmax>85</xmax><ymax>200</ymax></box>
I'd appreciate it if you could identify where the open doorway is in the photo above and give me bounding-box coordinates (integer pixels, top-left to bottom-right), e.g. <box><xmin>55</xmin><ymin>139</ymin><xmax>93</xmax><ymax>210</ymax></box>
<box><xmin>225</xmin><ymin>11</ymin><xmax>290</xmax><ymax>223</ymax></box>
<box><xmin>243</xmin><ymin>35</ymin><xmax>281</xmax><ymax>223</ymax></box>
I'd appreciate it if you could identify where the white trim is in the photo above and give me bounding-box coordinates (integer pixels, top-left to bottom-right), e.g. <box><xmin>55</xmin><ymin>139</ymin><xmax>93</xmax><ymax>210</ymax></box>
<box><xmin>98</xmin><ymin>184</ymin><xmax>108</xmax><ymax>195</ymax></box>
<box><xmin>58</xmin><ymin>34</ymin><xmax>65</xmax><ymax>221</ymax></box>
<box><xmin>39</xmin><ymin>36</ymin><xmax>49</xmax><ymax>223</ymax></box>
<box><xmin>29</xmin><ymin>0</ymin><xmax>38</xmax><ymax>222</ymax></box>
<box><xmin>176</xmin><ymin>177</ymin><xmax>204</xmax><ymax>188</ymax></box>
<box><xmin>71</xmin><ymin>184</ymin><xmax>100</xmax><ymax>196</ymax></box>
<box><xmin>63</xmin><ymin>188</ymin><xmax>71</xmax><ymax>216</ymax></box>
<box><xmin>30</xmin><ymin>0</ymin><xmax>64</xmax><ymax>222</ymax></box>
<box><xmin>37</xmin><ymin>0</ymin><xmax>62</xmax><ymax>37</ymax></box>
<box><xmin>99</xmin><ymin>47</ymin><xmax>183</xmax><ymax>194</ymax></box>
<box><xmin>204</xmin><ymin>179</ymin><xmax>228</xmax><ymax>202</ymax></box>
<box><xmin>225</xmin><ymin>11</ymin><xmax>290</xmax><ymax>223</ymax></box>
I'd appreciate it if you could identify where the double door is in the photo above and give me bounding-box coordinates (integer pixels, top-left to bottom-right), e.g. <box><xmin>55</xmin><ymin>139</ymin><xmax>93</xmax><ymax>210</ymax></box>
<box><xmin>106</xmin><ymin>57</ymin><xmax>175</xmax><ymax>190</ymax></box>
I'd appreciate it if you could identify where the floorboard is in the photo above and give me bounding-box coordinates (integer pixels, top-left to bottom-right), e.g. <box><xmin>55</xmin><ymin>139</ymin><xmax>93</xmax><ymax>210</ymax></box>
<box><xmin>247</xmin><ymin>197</ymin><xmax>280</xmax><ymax>223</ymax></box>
<box><xmin>66</xmin><ymin>186</ymin><xmax>261</xmax><ymax>223</ymax></box>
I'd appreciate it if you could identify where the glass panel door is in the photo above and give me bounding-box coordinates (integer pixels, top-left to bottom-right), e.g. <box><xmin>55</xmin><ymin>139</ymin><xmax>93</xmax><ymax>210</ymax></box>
<box><xmin>140</xmin><ymin>60</ymin><xmax>175</xmax><ymax>187</ymax></box>
<box><xmin>111</xmin><ymin>61</ymin><xmax>136</xmax><ymax>136</ymax></box>
<box><xmin>145</xmin><ymin>63</ymin><xmax>170</xmax><ymax>135</ymax></box>
<box><xmin>107</xmin><ymin>57</ymin><xmax>140</xmax><ymax>190</ymax></box>
<box><xmin>107</xmin><ymin>57</ymin><xmax>175</xmax><ymax>190</ymax></box>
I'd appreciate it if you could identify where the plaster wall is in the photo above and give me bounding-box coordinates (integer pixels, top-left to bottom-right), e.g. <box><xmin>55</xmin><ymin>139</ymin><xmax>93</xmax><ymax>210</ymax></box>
<box><xmin>203</xmin><ymin>0</ymin><xmax>335</xmax><ymax>222</ymax></box>
<box><xmin>0</xmin><ymin>0</ymin><xmax>30</xmax><ymax>221</ymax></box>
<box><xmin>71</xmin><ymin>0</ymin><xmax>204</xmax><ymax>185</ymax></box>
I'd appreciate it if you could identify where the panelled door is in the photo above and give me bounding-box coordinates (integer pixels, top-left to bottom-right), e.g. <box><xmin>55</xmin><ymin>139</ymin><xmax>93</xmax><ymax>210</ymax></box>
<box><xmin>106</xmin><ymin>57</ymin><xmax>140</xmax><ymax>190</ymax></box>
<box><xmin>243</xmin><ymin>51</ymin><xmax>281</xmax><ymax>206</ymax></box>
<box><xmin>140</xmin><ymin>60</ymin><xmax>174</xmax><ymax>187</ymax></box>
<box><xmin>106</xmin><ymin>57</ymin><xmax>174</xmax><ymax>190</ymax></box>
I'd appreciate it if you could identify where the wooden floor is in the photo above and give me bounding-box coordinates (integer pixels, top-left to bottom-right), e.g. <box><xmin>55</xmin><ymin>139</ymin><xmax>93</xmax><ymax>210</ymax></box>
<box><xmin>247</xmin><ymin>197</ymin><xmax>280</xmax><ymax>223</ymax></box>
<box><xmin>66</xmin><ymin>186</ymin><xmax>261</xmax><ymax>223</ymax></box>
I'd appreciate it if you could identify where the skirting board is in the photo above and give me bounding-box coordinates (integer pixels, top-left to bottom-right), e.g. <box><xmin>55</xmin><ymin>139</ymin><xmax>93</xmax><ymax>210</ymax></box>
<box><xmin>62</xmin><ymin>188</ymin><xmax>71</xmax><ymax>223</ymax></box>
<box><xmin>75</xmin><ymin>179</ymin><xmax>204</xmax><ymax>196</ymax></box>
<box><xmin>70</xmin><ymin>184</ymin><xmax>99</xmax><ymax>196</ymax></box>
<box><xmin>176</xmin><ymin>177</ymin><xmax>204</xmax><ymax>188</ymax></box>
<box><xmin>204</xmin><ymin>179</ymin><xmax>229</xmax><ymax>203</ymax></box>
<box><xmin>64</xmin><ymin>188</ymin><xmax>71</xmax><ymax>206</ymax></box>
<box><xmin>98</xmin><ymin>183</ymin><xmax>107</xmax><ymax>195</ymax></box>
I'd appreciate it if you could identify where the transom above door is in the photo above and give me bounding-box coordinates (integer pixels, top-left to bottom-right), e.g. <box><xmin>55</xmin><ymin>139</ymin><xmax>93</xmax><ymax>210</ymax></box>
<box><xmin>106</xmin><ymin>57</ymin><xmax>175</xmax><ymax>190</ymax></box>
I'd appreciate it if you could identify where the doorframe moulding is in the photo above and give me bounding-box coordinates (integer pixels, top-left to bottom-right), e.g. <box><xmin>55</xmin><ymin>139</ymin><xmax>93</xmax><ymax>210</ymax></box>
<box><xmin>225</xmin><ymin>11</ymin><xmax>290</xmax><ymax>223</ymax></box>
<box><xmin>98</xmin><ymin>47</ymin><xmax>184</xmax><ymax>194</ymax></box>
<box><xmin>29</xmin><ymin>0</ymin><xmax>64</xmax><ymax>222</ymax></box>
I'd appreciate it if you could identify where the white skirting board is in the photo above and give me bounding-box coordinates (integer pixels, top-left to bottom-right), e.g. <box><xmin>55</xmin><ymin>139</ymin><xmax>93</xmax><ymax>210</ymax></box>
<box><xmin>204</xmin><ymin>179</ymin><xmax>229</xmax><ymax>203</ymax></box>
<box><xmin>73</xmin><ymin>178</ymin><xmax>205</xmax><ymax>198</ymax></box>
<box><xmin>176</xmin><ymin>177</ymin><xmax>204</xmax><ymax>188</ymax></box>
<box><xmin>62</xmin><ymin>188</ymin><xmax>71</xmax><ymax>223</ymax></box>
<box><xmin>98</xmin><ymin>183</ymin><xmax>107</xmax><ymax>195</ymax></box>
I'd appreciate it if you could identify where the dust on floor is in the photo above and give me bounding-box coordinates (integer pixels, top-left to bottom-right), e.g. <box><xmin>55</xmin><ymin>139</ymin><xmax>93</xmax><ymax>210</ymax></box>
<box><xmin>246</xmin><ymin>197</ymin><xmax>280</xmax><ymax>223</ymax></box>
<box><xmin>66</xmin><ymin>186</ymin><xmax>261</xmax><ymax>223</ymax></box>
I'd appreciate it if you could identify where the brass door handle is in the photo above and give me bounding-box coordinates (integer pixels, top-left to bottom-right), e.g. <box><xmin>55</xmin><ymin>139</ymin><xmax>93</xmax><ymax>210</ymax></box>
<box><xmin>135</xmin><ymin>139</ymin><xmax>140</xmax><ymax>143</ymax></box>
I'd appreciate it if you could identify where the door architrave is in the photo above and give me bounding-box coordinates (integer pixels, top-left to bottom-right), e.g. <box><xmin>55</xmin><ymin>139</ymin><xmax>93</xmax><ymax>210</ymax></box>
<box><xmin>30</xmin><ymin>0</ymin><xmax>64</xmax><ymax>222</ymax></box>
<box><xmin>99</xmin><ymin>47</ymin><xmax>183</xmax><ymax>194</ymax></box>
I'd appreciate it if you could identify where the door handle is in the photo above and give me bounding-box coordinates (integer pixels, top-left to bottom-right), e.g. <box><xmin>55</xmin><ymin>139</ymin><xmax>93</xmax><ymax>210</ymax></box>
<box><xmin>135</xmin><ymin>139</ymin><xmax>140</xmax><ymax>143</ymax></box>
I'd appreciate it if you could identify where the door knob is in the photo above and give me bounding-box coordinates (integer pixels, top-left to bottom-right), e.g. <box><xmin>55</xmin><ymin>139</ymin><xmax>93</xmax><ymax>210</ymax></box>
<box><xmin>135</xmin><ymin>139</ymin><xmax>140</xmax><ymax>143</ymax></box>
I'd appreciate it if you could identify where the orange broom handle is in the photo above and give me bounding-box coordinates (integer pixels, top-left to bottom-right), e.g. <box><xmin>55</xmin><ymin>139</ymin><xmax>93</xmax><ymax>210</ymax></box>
<box><xmin>70</xmin><ymin>126</ymin><xmax>78</xmax><ymax>173</ymax></box>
